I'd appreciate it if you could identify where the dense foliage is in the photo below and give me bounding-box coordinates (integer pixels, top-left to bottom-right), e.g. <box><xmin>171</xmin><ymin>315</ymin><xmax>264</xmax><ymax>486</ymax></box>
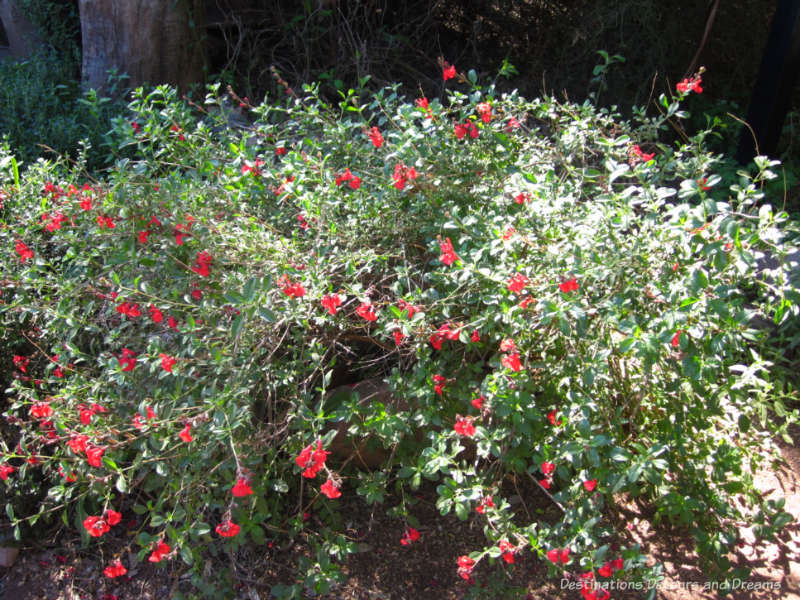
<box><xmin>1</xmin><ymin>65</ymin><xmax>798</xmax><ymax>599</ymax></box>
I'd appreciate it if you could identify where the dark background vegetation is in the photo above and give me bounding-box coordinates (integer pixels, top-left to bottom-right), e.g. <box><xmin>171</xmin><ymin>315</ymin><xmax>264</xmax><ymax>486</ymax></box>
<box><xmin>0</xmin><ymin>0</ymin><xmax>795</xmax><ymax>168</ymax></box>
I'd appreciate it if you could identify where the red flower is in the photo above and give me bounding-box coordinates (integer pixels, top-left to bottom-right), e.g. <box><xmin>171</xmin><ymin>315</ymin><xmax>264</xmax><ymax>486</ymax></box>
<box><xmin>558</xmin><ymin>277</ymin><xmax>579</xmax><ymax>293</ymax></box>
<box><xmin>454</xmin><ymin>123</ymin><xmax>467</xmax><ymax>140</ymax></box>
<box><xmin>321</xmin><ymin>294</ymin><xmax>342</xmax><ymax>315</ymax></box>
<box><xmin>86</xmin><ymin>445</ymin><xmax>105</xmax><ymax>467</ymax></box>
<box><xmin>1</xmin><ymin>465</ymin><xmax>16</xmax><ymax>480</ymax></box>
<box><xmin>146</xmin><ymin>406</ymin><xmax>157</xmax><ymax>421</ymax></box>
<box><xmin>597</xmin><ymin>562</ymin><xmax>613</xmax><ymax>577</ymax></box>
<box><xmin>368</xmin><ymin>126</ymin><xmax>384</xmax><ymax>148</ymax></box>
<box><xmin>15</xmin><ymin>240</ymin><xmax>34</xmax><ymax>263</ymax></box>
<box><xmin>583</xmin><ymin>479</ymin><xmax>597</xmax><ymax>492</ymax></box>
<box><xmin>179</xmin><ymin>423</ymin><xmax>193</xmax><ymax>443</ymax></box>
<box><xmin>118</xmin><ymin>348</ymin><xmax>137</xmax><ymax>371</ymax></box>
<box><xmin>499</xmin><ymin>338</ymin><xmax>517</xmax><ymax>353</ymax></box>
<box><xmin>216</xmin><ymin>519</ymin><xmax>240</xmax><ymax>537</ymax></box>
<box><xmin>676</xmin><ymin>74</ymin><xmax>703</xmax><ymax>94</ymax></box>
<box><xmin>103</xmin><ymin>559</ymin><xmax>127</xmax><ymax>578</ymax></box>
<box><xmin>104</xmin><ymin>509</ymin><xmax>122</xmax><ymax>525</ymax></box>
<box><xmin>356</xmin><ymin>302</ymin><xmax>378</xmax><ymax>322</ymax></box>
<box><xmin>671</xmin><ymin>330</ymin><xmax>682</xmax><ymax>347</ymax></box>
<box><xmin>231</xmin><ymin>477</ymin><xmax>254</xmax><ymax>497</ymax></box>
<box><xmin>546</xmin><ymin>548</ymin><xmax>570</xmax><ymax>564</ymax></box>
<box><xmin>501</xmin><ymin>352</ymin><xmax>522</xmax><ymax>372</ymax></box>
<box><xmin>442</xmin><ymin>61</ymin><xmax>457</xmax><ymax>81</ymax></box>
<box><xmin>611</xmin><ymin>557</ymin><xmax>624</xmax><ymax>571</ymax></box>
<box><xmin>471</xmin><ymin>396</ymin><xmax>484</xmax><ymax>410</ymax></box>
<box><xmin>505</xmin><ymin>117</ymin><xmax>520</xmax><ymax>131</ymax></box>
<box><xmin>476</xmin><ymin>103</ymin><xmax>492</xmax><ymax>123</ymax></box>
<box><xmin>392</xmin><ymin>163</ymin><xmax>418</xmax><ymax>190</ymax></box>
<box><xmin>137</xmin><ymin>230</ymin><xmax>150</xmax><ymax>244</ymax></box>
<box><xmin>507</xmin><ymin>273</ymin><xmax>529</xmax><ymax>293</ymax></box>
<box><xmin>432</xmin><ymin>374</ymin><xmax>446</xmax><ymax>396</ymax></box>
<box><xmin>148</xmin><ymin>541</ymin><xmax>172</xmax><ymax>563</ymax></box>
<box><xmin>514</xmin><ymin>192</ymin><xmax>531</xmax><ymax>204</ymax></box>
<box><xmin>547</xmin><ymin>410</ymin><xmax>563</xmax><ymax>426</ymax></box>
<box><xmin>174</xmin><ymin>224</ymin><xmax>189</xmax><ymax>245</ymax></box>
<box><xmin>335</xmin><ymin>168</ymin><xmax>355</xmax><ymax>186</ymax></box>
<box><xmin>539</xmin><ymin>478</ymin><xmax>551</xmax><ymax>489</ymax></box>
<box><xmin>320</xmin><ymin>478</ymin><xmax>341</xmax><ymax>499</ymax></box>
<box><xmin>698</xmin><ymin>177</ymin><xmax>710</xmax><ymax>191</ymax></box>
<box><xmin>416</xmin><ymin>97</ymin><xmax>429</xmax><ymax>110</ymax></box>
<box><xmin>541</xmin><ymin>461</ymin><xmax>555</xmax><ymax>475</ymax></box>
<box><xmin>499</xmin><ymin>540</ymin><xmax>515</xmax><ymax>563</ymax></box>
<box><xmin>457</xmin><ymin>555</ymin><xmax>475</xmax><ymax>580</ymax></box>
<box><xmin>393</xmin><ymin>329</ymin><xmax>406</xmax><ymax>345</ymax></box>
<box><xmin>467</xmin><ymin>122</ymin><xmax>478</xmax><ymax>138</ymax></box>
<box><xmin>296</xmin><ymin>439</ymin><xmax>329</xmax><ymax>478</ymax></box>
<box><xmin>275</xmin><ymin>146</ymin><xmax>287</xmax><ymax>156</ymax></box>
<box><xmin>80</xmin><ymin>197</ymin><xmax>92</xmax><ymax>211</ymax></box>
<box><xmin>349</xmin><ymin>176</ymin><xmax>361</xmax><ymax>190</ymax></box>
<box><xmin>84</xmin><ymin>515</ymin><xmax>111</xmax><ymax>537</ymax></box>
<box><xmin>13</xmin><ymin>355</ymin><xmax>29</xmax><ymax>373</ymax></box>
<box><xmin>167</xmin><ymin>316</ymin><xmax>179</xmax><ymax>331</ymax></box>
<box><xmin>30</xmin><ymin>402</ymin><xmax>53</xmax><ymax>419</ymax></box>
<box><xmin>68</xmin><ymin>434</ymin><xmax>88</xmax><ymax>454</ymax></box>
<box><xmin>438</xmin><ymin>237</ymin><xmax>459</xmax><ymax>266</ymax></box>
<box><xmin>191</xmin><ymin>251</ymin><xmax>213</xmax><ymax>277</ymax></box>
<box><xmin>629</xmin><ymin>144</ymin><xmax>655</xmax><ymax>163</ymax></box>
<box><xmin>475</xmin><ymin>495</ymin><xmax>494</xmax><ymax>514</ymax></box>
<box><xmin>453</xmin><ymin>415</ymin><xmax>476</xmax><ymax>437</ymax></box>
<box><xmin>159</xmin><ymin>353</ymin><xmax>177</xmax><ymax>373</ymax></box>
<box><xmin>400</xmin><ymin>526</ymin><xmax>420</xmax><ymax>546</ymax></box>
<box><xmin>97</xmin><ymin>215</ymin><xmax>115</xmax><ymax>229</ymax></box>
<box><xmin>279</xmin><ymin>275</ymin><xmax>306</xmax><ymax>298</ymax></box>
<box><xmin>149</xmin><ymin>304</ymin><xmax>163</xmax><ymax>323</ymax></box>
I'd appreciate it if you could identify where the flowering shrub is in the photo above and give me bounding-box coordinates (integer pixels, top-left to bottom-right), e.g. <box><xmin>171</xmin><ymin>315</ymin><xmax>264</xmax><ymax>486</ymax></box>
<box><xmin>0</xmin><ymin>67</ymin><xmax>798</xmax><ymax>597</ymax></box>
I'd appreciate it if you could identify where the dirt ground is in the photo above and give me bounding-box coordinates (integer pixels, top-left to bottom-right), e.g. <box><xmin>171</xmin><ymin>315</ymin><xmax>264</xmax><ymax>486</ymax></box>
<box><xmin>1</xmin><ymin>428</ymin><xmax>798</xmax><ymax>600</ymax></box>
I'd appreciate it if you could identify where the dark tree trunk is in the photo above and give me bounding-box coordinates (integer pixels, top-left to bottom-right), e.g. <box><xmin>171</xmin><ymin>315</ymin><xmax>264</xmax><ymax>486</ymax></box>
<box><xmin>78</xmin><ymin>0</ymin><xmax>205</xmax><ymax>93</ymax></box>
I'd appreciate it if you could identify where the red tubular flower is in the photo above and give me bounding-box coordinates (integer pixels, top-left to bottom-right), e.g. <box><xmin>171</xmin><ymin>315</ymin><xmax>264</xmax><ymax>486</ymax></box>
<box><xmin>149</xmin><ymin>304</ymin><xmax>163</xmax><ymax>323</ymax></box>
<box><xmin>453</xmin><ymin>416</ymin><xmax>476</xmax><ymax>437</ymax></box>
<box><xmin>231</xmin><ymin>477</ymin><xmax>254</xmax><ymax>497</ymax></box>
<box><xmin>13</xmin><ymin>355</ymin><xmax>29</xmax><ymax>373</ymax></box>
<box><xmin>470</xmin><ymin>330</ymin><xmax>480</xmax><ymax>342</ymax></box>
<box><xmin>86</xmin><ymin>445</ymin><xmax>105</xmax><ymax>467</ymax></box>
<box><xmin>432</xmin><ymin>374</ymin><xmax>446</xmax><ymax>396</ymax></box>
<box><xmin>499</xmin><ymin>338</ymin><xmax>517</xmax><ymax>353</ymax></box>
<box><xmin>393</xmin><ymin>329</ymin><xmax>406</xmax><ymax>345</ymax></box>
<box><xmin>148</xmin><ymin>541</ymin><xmax>172</xmax><ymax>563</ymax></box>
<box><xmin>103</xmin><ymin>559</ymin><xmax>127</xmax><ymax>578</ymax></box>
<box><xmin>439</xmin><ymin>237</ymin><xmax>459</xmax><ymax>265</ymax></box>
<box><xmin>68</xmin><ymin>434</ymin><xmax>88</xmax><ymax>454</ymax></box>
<box><xmin>320</xmin><ymin>478</ymin><xmax>342</xmax><ymax>499</ymax></box>
<box><xmin>671</xmin><ymin>330</ymin><xmax>682</xmax><ymax>348</ymax></box>
<box><xmin>159</xmin><ymin>353</ymin><xmax>177</xmax><ymax>373</ymax></box>
<box><xmin>560</xmin><ymin>548</ymin><xmax>571</xmax><ymax>564</ymax></box>
<box><xmin>514</xmin><ymin>192</ymin><xmax>531</xmax><ymax>204</ymax></box>
<box><xmin>547</xmin><ymin>410</ymin><xmax>563</xmax><ymax>426</ymax></box>
<box><xmin>541</xmin><ymin>461</ymin><xmax>555</xmax><ymax>476</ymax></box>
<box><xmin>456</xmin><ymin>555</ymin><xmax>475</xmax><ymax>580</ymax></box>
<box><xmin>558</xmin><ymin>277</ymin><xmax>579</xmax><ymax>293</ymax></box>
<box><xmin>167</xmin><ymin>316</ymin><xmax>179</xmax><ymax>331</ymax></box>
<box><xmin>275</xmin><ymin>146</ymin><xmax>287</xmax><ymax>156</ymax></box>
<box><xmin>539</xmin><ymin>478</ymin><xmax>551</xmax><ymax>489</ymax></box>
<box><xmin>501</xmin><ymin>352</ymin><xmax>522</xmax><ymax>372</ymax></box>
<box><xmin>137</xmin><ymin>230</ymin><xmax>150</xmax><ymax>244</ymax></box>
<box><xmin>0</xmin><ymin>465</ymin><xmax>15</xmax><ymax>480</ymax></box>
<box><xmin>476</xmin><ymin>102</ymin><xmax>492</xmax><ymax>123</ymax></box>
<box><xmin>442</xmin><ymin>61</ymin><xmax>457</xmax><ymax>81</ymax></box>
<box><xmin>30</xmin><ymin>402</ymin><xmax>53</xmax><ymax>419</ymax></box>
<box><xmin>392</xmin><ymin>163</ymin><xmax>417</xmax><ymax>190</ymax></box>
<box><xmin>475</xmin><ymin>495</ymin><xmax>494</xmax><ymax>514</ymax></box>
<box><xmin>611</xmin><ymin>557</ymin><xmax>624</xmax><ymax>571</ymax></box>
<box><xmin>416</xmin><ymin>97</ymin><xmax>429</xmax><ymax>110</ymax></box>
<box><xmin>356</xmin><ymin>302</ymin><xmax>378</xmax><ymax>322</ymax></box>
<box><xmin>335</xmin><ymin>168</ymin><xmax>354</xmax><ymax>186</ymax></box>
<box><xmin>583</xmin><ymin>479</ymin><xmax>598</xmax><ymax>492</ymax></box>
<box><xmin>179</xmin><ymin>424</ymin><xmax>193</xmax><ymax>443</ymax></box>
<box><xmin>507</xmin><ymin>273</ymin><xmax>529</xmax><ymax>293</ymax></box>
<box><xmin>296</xmin><ymin>440</ymin><xmax>328</xmax><ymax>478</ymax></box>
<box><xmin>400</xmin><ymin>526</ymin><xmax>420</xmax><ymax>546</ymax></box>
<box><xmin>676</xmin><ymin>74</ymin><xmax>703</xmax><ymax>94</ymax></box>
<box><xmin>84</xmin><ymin>515</ymin><xmax>111</xmax><ymax>537</ymax></box>
<box><xmin>454</xmin><ymin>123</ymin><xmax>467</xmax><ymax>140</ymax></box>
<box><xmin>598</xmin><ymin>562</ymin><xmax>613</xmax><ymax>577</ymax></box>
<box><xmin>118</xmin><ymin>348</ymin><xmax>137</xmax><ymax>372</ymax></box>
<box><xmin>368</xmin><ymin>127</ymin><xmax>384</xmax><ymax>148</ymax></box>
<box><xmin>104</xmin><ymin>509</ymin><xmax>122</xmax><ymax>525</ymax></box>
<box><xmin>15</xmin><ymin>240</ymin><xmax>34</xmax><ymax>263</ymax></box>
<box><xmin>321</xmin><ymin>294</ymin><xmax>342</xmax><ymax>315</ymax></box>
<box><xmin>499</xmin><ymin>540</ymin><xmax>515</xmax><ymax>563</ymax></box>
<box><xmin>216</xmin><ymin>519</ymin><xmax>241</xmax><ymax>537</ymax></box>
<box><xmin>471</xmin><ymin>396</ymin><xmax>485</xmax><ymax>410</ymax></box>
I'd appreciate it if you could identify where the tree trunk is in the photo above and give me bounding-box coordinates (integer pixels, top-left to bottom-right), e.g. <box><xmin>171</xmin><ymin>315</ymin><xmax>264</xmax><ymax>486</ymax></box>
<box><xmin>78</xmin><ymin>0</ymin><xmax>205</xmax><ymax>93</ymax></box>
